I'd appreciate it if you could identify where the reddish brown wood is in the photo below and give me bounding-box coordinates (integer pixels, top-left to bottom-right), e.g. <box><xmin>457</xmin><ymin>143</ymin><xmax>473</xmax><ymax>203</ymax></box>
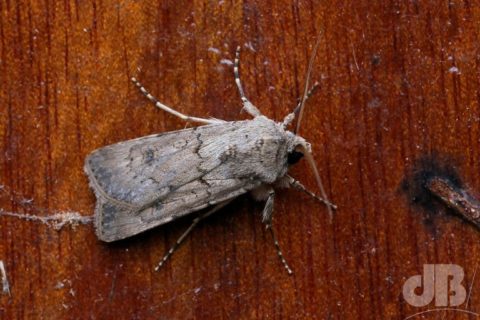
<box><xmin>1</xmin><ymin>1</ymin><xmax>480</xmax><ymax>319</ymax></box>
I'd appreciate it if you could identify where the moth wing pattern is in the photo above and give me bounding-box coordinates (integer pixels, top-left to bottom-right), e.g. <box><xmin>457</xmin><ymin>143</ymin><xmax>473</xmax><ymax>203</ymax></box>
<box><xmin>85</xmin><ymin>117</ymin><xmax>290</xmax><ymax>241</ymax></box>
<box><xmin>90</xmin><ymin>177</ymin><xmax>255</xmax><ymax>242</ymax></box>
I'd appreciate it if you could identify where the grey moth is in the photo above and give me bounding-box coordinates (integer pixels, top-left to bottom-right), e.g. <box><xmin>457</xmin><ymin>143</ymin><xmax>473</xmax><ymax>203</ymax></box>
<box><xmin>84</xmin><ymin>43</ymin><xmax>335</xmax><ymax>274</ymax></box>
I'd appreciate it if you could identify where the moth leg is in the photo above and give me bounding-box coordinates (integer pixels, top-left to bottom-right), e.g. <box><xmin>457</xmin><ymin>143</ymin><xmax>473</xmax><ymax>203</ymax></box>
<box><xmin>293</xmin><ymin>82</ymin><xmax>320</xmax><ymax>115</ymax></box>
<box><xmin>262</xmin><ymin>190</ymin><xmax>293</xmax><ymax>275</ymax></box>
<box><xmin>282</xmin><ymin>82</ymin><xmax>320</xmax><ymax>127</ymax></box>
<box><xmin>234</xmin><ymin>46</ymin><xmax>262</xmax><ymax>117</ymax></box>
<box><xmin>287</xmin><ymin>175</ymin><xmax>337</xmax><ymax>210</ymax></box>
<box><xmin>131</xmin><ymin>77</ymin><xmax>222</xmax><ymax>125</ymax></box>
<box><xmin>155</xmin><ymin>200</ymin><xmax>231</xmax><ymax>271</ymax></box>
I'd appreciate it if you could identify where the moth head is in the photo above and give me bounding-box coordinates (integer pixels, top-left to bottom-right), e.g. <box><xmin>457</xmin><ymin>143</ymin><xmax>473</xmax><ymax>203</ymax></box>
<box><xmin>287</xmin><ymin>134</ymin><xmax>333</xmax><ymax>219</ymax></box>
<box><xmin>287</xmin><ymin>137</ymin><xmax>310</xmax><ymax>166</ymax></box>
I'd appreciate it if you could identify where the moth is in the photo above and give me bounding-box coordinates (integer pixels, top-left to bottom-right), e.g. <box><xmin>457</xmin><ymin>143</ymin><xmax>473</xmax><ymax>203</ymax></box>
<box><xmin>84</xmin><ymin>41</ymin><xmax>336</xmax><ymax>274</ymax></box>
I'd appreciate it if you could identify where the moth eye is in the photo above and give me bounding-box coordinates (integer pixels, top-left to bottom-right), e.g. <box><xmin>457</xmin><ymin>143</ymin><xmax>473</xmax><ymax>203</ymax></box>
<box><xmin>287</xmin><ymin>150</ymin><xmax>304</xmax><ymax>165</ymax></box>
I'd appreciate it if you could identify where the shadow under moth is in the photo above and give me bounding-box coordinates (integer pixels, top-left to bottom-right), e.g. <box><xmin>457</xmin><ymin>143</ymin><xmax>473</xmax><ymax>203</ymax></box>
<box><xmin>84</xmin><ymin>41</ymin><xmax>336</xmax><ymax>275</ymax></box>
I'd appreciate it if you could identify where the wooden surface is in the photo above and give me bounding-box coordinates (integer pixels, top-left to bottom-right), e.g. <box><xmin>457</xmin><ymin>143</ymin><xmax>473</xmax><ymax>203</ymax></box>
<box><xmin>1</xmin><ymin>1</ymin><xmax>480</xmax><ymax>319</ymax></box>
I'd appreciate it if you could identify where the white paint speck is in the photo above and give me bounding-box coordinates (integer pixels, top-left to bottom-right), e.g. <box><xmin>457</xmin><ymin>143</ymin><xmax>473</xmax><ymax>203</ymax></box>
<box><xmin>220</xmin><ymin>59</ymin><xmax>233</xmax><ymax>66</ymax></box>
<box><xmin>449</xmin><ymin>66</ymin><xmax>460</xmax><ymax>74</ymax></box>
<box><xmin>0</xmin><ymin>261</ymin><xmax>10</xmax><ymax>297</ymax></box>
<box><xmin>208</xmin><ymin>47</ymin><xmax>221</xmax><ymax>55</ymax></box>
<box><xmin>244</xmin><ymin>41</ymin><xmax>256</xmax><ymax>52</ymax></box>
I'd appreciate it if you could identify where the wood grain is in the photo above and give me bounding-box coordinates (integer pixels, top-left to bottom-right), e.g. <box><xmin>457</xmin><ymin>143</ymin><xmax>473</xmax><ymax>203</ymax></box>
<box><xmin>1</xmin><ymin>0</ymin><xmax>480</xmax><ymax>319</ymax></box>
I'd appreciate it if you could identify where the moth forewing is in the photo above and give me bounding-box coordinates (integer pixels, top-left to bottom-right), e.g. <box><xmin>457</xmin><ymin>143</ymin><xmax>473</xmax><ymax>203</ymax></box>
<box><xmin>84</xmin><ymin>117</ymin><xmax>298</xmax><ymax>242</ymax></box>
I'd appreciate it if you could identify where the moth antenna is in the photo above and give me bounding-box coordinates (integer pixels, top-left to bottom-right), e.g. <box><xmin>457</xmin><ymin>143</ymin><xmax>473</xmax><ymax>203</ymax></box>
<box><xmin>282</xmin><ymin>82</ymin><xmax>320</xmax><ymax>128</ymax></box>
<box><xmin>301</xmin><ymin>146</ymin><xmax>334</xmax><ymax>220</ymax></box>
<box><xmin>293</xmin><ymin>82</ymin><xmax>320</xmax><ymax>115</ymax></box>
<box><xmin>293</xmin><ymin>32</ymin><xmax>322</xmax><ymax>134</ymax></box>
